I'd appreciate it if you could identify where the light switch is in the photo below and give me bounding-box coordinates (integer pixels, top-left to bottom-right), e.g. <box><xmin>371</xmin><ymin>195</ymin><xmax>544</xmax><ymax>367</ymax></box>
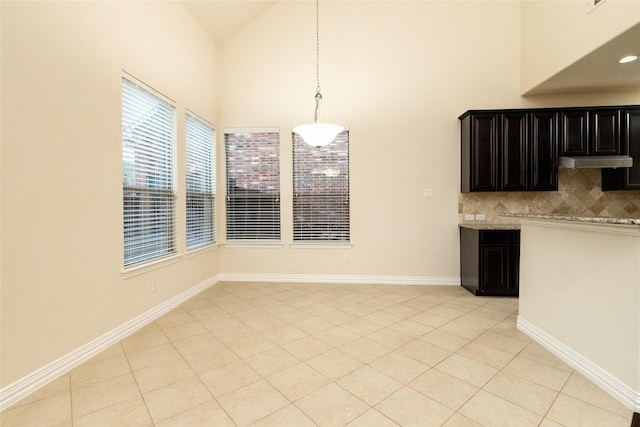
<box><xmin>423</xmin><ymin>188</ymin><xmax>433</xmax><ymax>198</ymax></box>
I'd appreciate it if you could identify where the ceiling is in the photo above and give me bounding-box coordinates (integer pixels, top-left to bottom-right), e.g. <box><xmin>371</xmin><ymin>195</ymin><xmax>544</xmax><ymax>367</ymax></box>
<box><xmin>527</xmin><ymin>22</ymin><xmax>640</xmax><ymax>95</ymax></box>
<box><xmin>182</xmin><ymin>1</ymin><xmax>640</xmax><ymax>95</ymax></box>
<box><xmin>183</xmin><ymin>1</ymin><xmax>277</xmax><ymax>45</ymax></box>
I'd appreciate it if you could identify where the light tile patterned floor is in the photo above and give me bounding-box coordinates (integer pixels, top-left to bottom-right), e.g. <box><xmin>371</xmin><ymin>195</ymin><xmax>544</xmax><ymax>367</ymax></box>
<box><xmin>1</xmin><ymin>282</ymin><xmax>635</xmax><ymax>426</ymax></box>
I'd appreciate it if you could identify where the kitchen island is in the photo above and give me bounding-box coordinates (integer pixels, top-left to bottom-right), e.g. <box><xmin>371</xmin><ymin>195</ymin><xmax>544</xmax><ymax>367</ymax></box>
<box><xmin>508</xmin><ymin>214</ymin><xmax>640</xmax><ymax>412</ymax></box>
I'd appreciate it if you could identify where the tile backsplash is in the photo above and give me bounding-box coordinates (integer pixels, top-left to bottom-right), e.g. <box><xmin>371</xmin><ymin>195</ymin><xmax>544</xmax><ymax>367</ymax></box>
<box><xmin>459</xmin><ymin>169</ymin><xmax>640</xmax><ymax>224</ymax></box>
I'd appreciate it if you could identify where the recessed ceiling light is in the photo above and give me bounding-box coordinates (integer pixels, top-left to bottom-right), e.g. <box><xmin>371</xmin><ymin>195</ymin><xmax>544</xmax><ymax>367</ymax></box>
<box><xmin>619</xmin><ymin>55</ymin><xmax>638</xmax><ymax>64</ymax></box>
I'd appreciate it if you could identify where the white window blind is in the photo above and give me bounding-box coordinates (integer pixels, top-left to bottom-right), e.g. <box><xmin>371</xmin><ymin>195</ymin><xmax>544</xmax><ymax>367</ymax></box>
<box><xmin>224</xmin><ymin>128</ymin><xmax>280</xmax><ymax>241</ymax></box>
<box><xmin>186</xmin><ymin>113</ymin><xmax>216</xmax><ymax>250</ymax></box>
<box><xmin>292</xmin><ymin>130</ymin><xmax>350</xmax><ymax>242</ymax></box>
<box><xmin>122</xmin><ymin>77</ymin><xmax>176</xmax><ymax>267</ymax></box>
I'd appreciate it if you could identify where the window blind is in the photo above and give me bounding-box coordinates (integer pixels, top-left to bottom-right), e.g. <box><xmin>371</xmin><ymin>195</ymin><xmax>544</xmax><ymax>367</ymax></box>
<box><xmin>224</xmin><ymin>128</ymin><xmax>280</xmax><ymax>241</ymax></box>
<box><xmin>122</xmin><ymin>77</ymin><xmax>176</xmax><ymax>266</ymax></box>
<box><xmin>292</xmin><ymin>130</ymin><xmax>350</xmax><ymax>242</ymax></box>
<box><xmin>186</xmin><ymin>113</ymin><xmax>215</xmax><ymax>250</ymax></box>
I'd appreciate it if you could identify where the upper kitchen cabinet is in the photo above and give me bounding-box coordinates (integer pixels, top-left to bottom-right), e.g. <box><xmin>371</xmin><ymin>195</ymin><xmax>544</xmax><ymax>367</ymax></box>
<box><xmin>559</xmin><ymin>107</ymin><xmax>622</xmax><ymax>156</ymax></box>
<box><xmin>460</xmin><ymin>110</ymin><xmax>558</xmax><ymax>192</ymax></box>
<box><xmin>529</xmin><ymin>111</ymin><xmax>558</xmax><ymax>190</ymax></box>
<box><xmin>461</xmin><ymin>113</ymin><xmax>499</xmax><ymax>192</ymax></box>
<box><xmin>602</xmin><ymin>108</ymin><xmax>640</xmax><ymax>190</ymax></box>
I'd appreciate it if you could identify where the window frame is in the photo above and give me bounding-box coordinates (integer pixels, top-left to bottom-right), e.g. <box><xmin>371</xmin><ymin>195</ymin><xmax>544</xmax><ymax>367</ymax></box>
<box><xmin>185</xmin><ymin>111</ymin><xmax>216</xmax><ymax>251</ymax></box>
<box><xmin>292</xmin><ymin>129</ymin><xmax>350</xmax><ymax>244</ymax></box>
<box><xmin>224</xmin><ymin>127</ymin><xmax>281</xmax><ymax>243</ymax></box>
<box><xmin>122</xmin><ymin>75</ymin><xmax>177</xmax><ymax>268</ymax></box>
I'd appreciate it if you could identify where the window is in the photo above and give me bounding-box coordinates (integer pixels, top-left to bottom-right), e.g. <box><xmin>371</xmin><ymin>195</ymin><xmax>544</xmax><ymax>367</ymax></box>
<box><xmin>186</xmin><ymin>113</ymin><xmax>215</xmax><ymax>250</ymax></box>
<box><xmin>292</xmin><ymin>130</ymin><xmax>350</xmax><ymax>242</ymax></box>
<box><xmin>224</xmin><ymin>128</ymin><xmax>280</xmax><ymax>241</ymax></box>
<box><xmin>122</xmin><ymin>76</ymin><xmax>176</xmax><ymax>267</ymax></box>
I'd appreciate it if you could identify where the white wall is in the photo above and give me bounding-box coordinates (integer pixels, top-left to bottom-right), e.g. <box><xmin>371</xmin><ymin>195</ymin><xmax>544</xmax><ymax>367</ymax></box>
<box><xmin>0</xmin><ymin>1</ymin><xmax>219</xmax><ymax>387</ymax></box>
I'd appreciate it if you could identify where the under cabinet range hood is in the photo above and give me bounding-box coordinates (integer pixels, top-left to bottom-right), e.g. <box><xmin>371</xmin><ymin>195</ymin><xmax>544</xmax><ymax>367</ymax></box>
<box><xmin>558</xmin><ymin>155</ymin><xmax>633</xmax><ymax>169</ymax></box>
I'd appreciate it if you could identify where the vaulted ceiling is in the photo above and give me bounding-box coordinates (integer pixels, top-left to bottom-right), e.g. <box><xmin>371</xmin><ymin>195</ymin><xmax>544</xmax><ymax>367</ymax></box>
<box><xmin>182</xmin><ymin>1</ymin><xmax>640</xmax><ymax>95</ymax></box>
<box><xmin>183</xmin><ymin>1</ymin><xmax>277</xmax><ymax>45</ymax></box>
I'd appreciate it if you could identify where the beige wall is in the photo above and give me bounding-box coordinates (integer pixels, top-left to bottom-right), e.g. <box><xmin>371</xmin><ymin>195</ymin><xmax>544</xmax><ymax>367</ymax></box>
<box><xmin>521</xmin><ymin>0</ymin><xmax>640</xmax><ymax>93</ymax></box>
<box><xmin>217</xmin><ymin>0</ymin><xmax>640</xmax><ymax>279</ymax></box>
<box><xmin>518</xmin><ymin>220</ymin><xmax>640</xmax><ymax>407</ymax></box>
<box><xmin>218</xmin><ymin>1</ymin><xmax>527</xmax><ymax>279</ymax></box>
<box><xmin>0</xmin><ymin>1</ymin><xmax>219</xmax><ymax>387</ymax></box>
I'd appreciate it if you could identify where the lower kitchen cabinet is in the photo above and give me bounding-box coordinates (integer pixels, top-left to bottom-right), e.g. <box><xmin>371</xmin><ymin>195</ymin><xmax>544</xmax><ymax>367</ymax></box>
<box><xmin>460</xmin><ymin>227</ymin><xmax>520</xmax><ymax>297</ymax></box>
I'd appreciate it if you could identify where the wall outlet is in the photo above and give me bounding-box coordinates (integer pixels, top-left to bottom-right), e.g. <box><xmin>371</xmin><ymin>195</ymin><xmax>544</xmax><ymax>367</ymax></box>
<box><xmin>343</xmin><ymin>254</ymin><xmax>350</xmax><ymax>264</ymax></box>
<box><xmin>464</xmin><ymin>214</ymin><xmax>475</xmax><ymax>221</ymax></box>
<box><xmin>151</xmin><ymin>279</ymin><xmax>157</xmax><ymax>293</ymax></box>
<box><xmin>423</xmin><ymin>188</ymin><xmax>433</xmax><ymax>198</ymax></box>
<box><xmin>475</xmin><ymin>214</ymin><xmax>486</xmax><ymax>221</ymax></box>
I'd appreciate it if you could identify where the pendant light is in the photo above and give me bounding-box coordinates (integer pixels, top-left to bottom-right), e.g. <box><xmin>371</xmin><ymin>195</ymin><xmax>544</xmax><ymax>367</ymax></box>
<box><xmin>293</xmin><ymin>0</ymin><xmax>343</xmax><ymax>148</ymax></box>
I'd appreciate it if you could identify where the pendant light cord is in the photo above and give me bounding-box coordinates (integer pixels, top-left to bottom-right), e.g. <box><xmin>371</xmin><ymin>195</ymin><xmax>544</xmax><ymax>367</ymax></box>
<box><xmin>313</xmin><ymin>0</ymin><xmax>322</xmax><ymax>124</ymax></box>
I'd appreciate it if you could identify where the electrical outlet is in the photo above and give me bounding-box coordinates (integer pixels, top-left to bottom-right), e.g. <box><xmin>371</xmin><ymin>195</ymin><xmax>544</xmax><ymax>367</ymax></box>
<box><xmin>464</xmin><ymin>214</ymin><xmax>475</xmax><ymax>221</ymax></box>
<box><xmin>423</xmin><ymin>188</ymin><xmax>433</xmax><ymax>198</ymax></box>
<box><xmin>151</xmin><ymin>279</ymin><xmax>157</xmax><ymax>293</ymax></box>
<box><xmin>343</xmin><ymin>254</ymin><xmax>350</xmax><ymax>264</ymax></box>
<box><xmin>475</xmin><ymin>214</ymin><xmax>486</xmax><ymax>221</ymax></box>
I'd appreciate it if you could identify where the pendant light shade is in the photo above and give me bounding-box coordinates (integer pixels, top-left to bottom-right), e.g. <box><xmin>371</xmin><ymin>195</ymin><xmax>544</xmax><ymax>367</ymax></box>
<box><xmin>294</xmin><ymin>0</ymin><xmax>343</xmax><ymax>148</ymax></box>
<box><xmin>293</xmin><ymin>123</ymin><xmax>344</xmax><ymax>148</ymax></box>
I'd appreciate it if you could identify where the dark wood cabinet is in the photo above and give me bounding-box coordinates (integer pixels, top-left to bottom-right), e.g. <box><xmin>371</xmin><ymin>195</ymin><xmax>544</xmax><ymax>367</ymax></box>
<box><xmin>530</xmin><ymin>111</ymin><xmax>558</xmax><ymax>190</ymax></box>
<box><xmin>501</xmin><ymin>112</ymin><xmax>528</xmax><ymax>190</ymax></box>
<box><xmin>462</xmin><ymin>105</ymin><xmax>640</xmax><ymax>192</ymax></box>
<box><xmin>591</xmin><ymin>109</ymin><xmax>621</xmax><ymax>155</ymax></box>
<box><xmin>559</xmin><ymin>110</ymin><xmax>589</xmax><ymax>156</ymax></box>
<box><xmin>460</xmin><ymin>110</ymin><xmax>557</xmax><ymax>192</ymax></box>
<box><xmin>460</xmin><ymin>227</ymin><xmax>520</xmax><ymax>297</ymax></box>
<box><xmin>461</xmin><ymin>113</ymin><xmax>499</xmax><ymax>191</ymax></box>
<box><xmin>559</xmin><ymin>107</ymin><xmax>622</xmax><ymax>156</ymax></box>
<box><xmin>602</xmin><ymin>108</ymin><xmax>640</xmax><ymax>190</ymax></box>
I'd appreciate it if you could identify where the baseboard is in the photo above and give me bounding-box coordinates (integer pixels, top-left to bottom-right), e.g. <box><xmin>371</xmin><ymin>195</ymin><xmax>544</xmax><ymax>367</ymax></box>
<box><xmin>517</xmin><ymin>316</ymin><xmax>640</xmax><ymax>412</ymax></box>
<box><xmin>0</xmin><ymin>275</ymin><xmax>219</xmax><ymax>411</ymax></box>
<box><xmin>218</xmin><ymin>273</ymin><xmax>460</xmax><ymax>286</ymax></box>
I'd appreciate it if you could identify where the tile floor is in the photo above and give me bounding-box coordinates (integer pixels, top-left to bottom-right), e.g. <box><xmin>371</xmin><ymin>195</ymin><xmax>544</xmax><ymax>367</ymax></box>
<box><xmin>1</xmin><ymin>282</ymin><xmax>635</xmax><ymax>426</ymax></box>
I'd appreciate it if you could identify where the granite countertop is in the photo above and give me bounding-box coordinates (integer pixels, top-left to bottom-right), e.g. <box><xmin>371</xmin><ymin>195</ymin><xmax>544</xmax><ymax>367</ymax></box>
<box><xmin>500</xmin><ymin>213</ymin><xmax>640</xmax><ymax>225</ymax></box>
<box><xmin>459</xmin><ymin>224</ymin><xmax>521</xmax><ymax>230</ymax></box>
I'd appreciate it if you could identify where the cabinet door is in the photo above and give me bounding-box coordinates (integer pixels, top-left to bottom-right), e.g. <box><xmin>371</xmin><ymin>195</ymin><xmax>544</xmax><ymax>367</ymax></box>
<box><xmin>624</xmin><ymin>109</ymin><xmax>640</xmax><ymax>188</ymax></box>
<box><xmin>559</xmin><ymin>110</ymin><xmax>588</xmax><ymax>156</ymax></box>
<box><xmin>501</xmin><ymin>113</ymin><xmax>527</xmax><ymax>190</ymax></box>
<box><xmin>591</xmin><ymin>109</ymin><xmax>621</xmax><ymax>155</ymax></box>
<box><xmin>601</xmin><ymin>109</ymin><xmax>640</xmax><ymax>190</ymax></box>
<box><xmin>529</xmin><ymin>112</ymin><xmax>558</xmax><ymax>191</ymax></box>
<box><xmin>510</xmin><ymin>231</ymin><xmax>520</xmax><ymax>294</ymax></box>
<box><xmin>459</xmin><ymin>227</ymin><xmax>480</xmax><ymax>295</ymax></box>
<box><xmin>480</xmin><ymin>244</ymin><xmax>511</xmax><ymax>294</ymax></box>
<box><xmin>471</xmin><ymin>114</ymin><xmax>499</xmax><ymax>191</ymax></box>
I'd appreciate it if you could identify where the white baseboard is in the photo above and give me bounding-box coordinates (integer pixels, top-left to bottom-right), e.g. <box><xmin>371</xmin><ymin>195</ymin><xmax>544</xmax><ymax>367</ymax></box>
<box><xmin>218</xmin><ymin>273</ymin><xmax>460</xmax><ymax>286</ymax></box>
<box><xmin>517</xmin><ymin>316</ymin><xmax>640</xmax><ymax>412</ymax></box>
<box><xmin>0</xmin><ymin>275</ymin><xmax>219</xmax><ymax>411</ymax></box>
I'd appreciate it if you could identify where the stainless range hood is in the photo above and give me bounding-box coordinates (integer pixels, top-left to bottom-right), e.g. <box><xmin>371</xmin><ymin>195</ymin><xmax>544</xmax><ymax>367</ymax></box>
<box><xmin>558</xmin><ymin>155</ymin><xmax>633</xmax><ymax>169</ymax></box>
